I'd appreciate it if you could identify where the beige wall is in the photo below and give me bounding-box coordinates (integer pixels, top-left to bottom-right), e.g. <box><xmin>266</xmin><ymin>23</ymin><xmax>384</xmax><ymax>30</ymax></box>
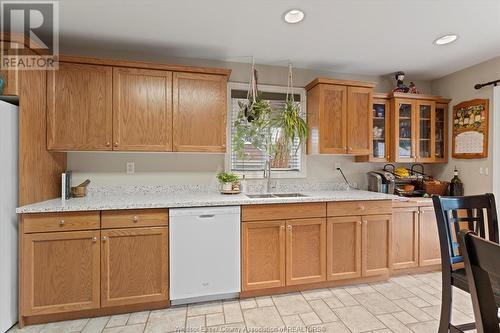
<box><xmin>68</xmin><ymin>54</ymin><xmax>431</xmax><ymax>189</ymax></box>
<box><xmin>430</xmin><ymin>55</ymin><xmax>500</xmax><ymax>195</ymax></box>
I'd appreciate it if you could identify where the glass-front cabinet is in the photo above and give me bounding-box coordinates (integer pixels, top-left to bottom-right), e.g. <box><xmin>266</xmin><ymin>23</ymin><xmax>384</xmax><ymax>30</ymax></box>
<box><xmin>416</xmin><ymin>100</ymin><xmax>435</xmax><ymax>163</ymax></box>
<box><xmin>434</xmin><ymin>102</ymin><xmax>448</xmax><ymax>162</ymax></box>
<box><xmin>393</xmin><ymin>99</ymin><xmax>416</xmax><ymax>163</ymax></box>
<box><xmin>372</xmin><ymin>98</ymin><xmax>390</xmax><ymax>161</ymax></box>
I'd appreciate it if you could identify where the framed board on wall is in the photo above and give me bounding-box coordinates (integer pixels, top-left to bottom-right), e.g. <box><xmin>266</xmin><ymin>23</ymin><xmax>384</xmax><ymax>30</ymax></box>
<box><xmin>452</xmin><ymin>99</ymin><xmax>489</xmax><ymax>159</ymax></box>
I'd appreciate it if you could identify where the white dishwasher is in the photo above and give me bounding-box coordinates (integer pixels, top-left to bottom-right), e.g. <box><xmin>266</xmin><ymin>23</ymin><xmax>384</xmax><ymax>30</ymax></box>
<box><xmin>169</xmin><ymin>206</ymin><xmax>240</xmax><ymax>305</ymax></box>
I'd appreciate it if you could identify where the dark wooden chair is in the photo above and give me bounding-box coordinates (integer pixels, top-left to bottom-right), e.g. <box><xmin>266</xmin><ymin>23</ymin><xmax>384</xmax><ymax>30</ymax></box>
<box><xmin>460</xmin><ymin>230</ymin><xmax>500</xmax><ymax>333</ymax></box>
<box><xmin>432</xmin><ymin>193</ymin><xmax>499</xmax><ymax>333</ymax></box>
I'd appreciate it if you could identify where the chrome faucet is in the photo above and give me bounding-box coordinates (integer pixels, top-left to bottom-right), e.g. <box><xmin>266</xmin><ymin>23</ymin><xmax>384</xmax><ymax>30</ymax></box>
<box><xmin>264</xmin><ymin>156</ymin><xmax>274</xmax><ymax>193</ymax></box>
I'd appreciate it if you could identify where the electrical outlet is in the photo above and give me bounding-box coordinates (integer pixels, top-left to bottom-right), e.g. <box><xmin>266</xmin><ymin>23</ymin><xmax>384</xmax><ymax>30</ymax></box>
<box><xmin>485</xmin><ymin>167</ymin><xmax>489</xmax><ymax>176</ymax></box>
<box><xmin>126</xmin><ymin>162</ymin><xmax>135</xmax><ymax>175</ymax></box>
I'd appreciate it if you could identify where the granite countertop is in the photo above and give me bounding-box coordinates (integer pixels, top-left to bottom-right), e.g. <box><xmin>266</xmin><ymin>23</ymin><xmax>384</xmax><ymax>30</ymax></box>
<box><xmin>16</xmin><ymin>189</ymin><xmax>400</xmax><ymax>214</ymax></box>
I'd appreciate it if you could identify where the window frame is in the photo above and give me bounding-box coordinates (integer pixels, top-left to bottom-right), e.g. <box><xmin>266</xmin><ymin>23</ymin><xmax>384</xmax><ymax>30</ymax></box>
<box><xmin>225</xmin><ymin>82</ymin><xmax>307</xmax><ymax>179</ymax></box>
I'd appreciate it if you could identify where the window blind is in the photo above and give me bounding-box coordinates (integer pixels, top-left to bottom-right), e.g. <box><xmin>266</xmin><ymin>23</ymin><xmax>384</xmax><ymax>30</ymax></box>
<box><xmin>230</xmin><ymin>90</ymin><xmax>303</xmax><ymax>172</ymax></box>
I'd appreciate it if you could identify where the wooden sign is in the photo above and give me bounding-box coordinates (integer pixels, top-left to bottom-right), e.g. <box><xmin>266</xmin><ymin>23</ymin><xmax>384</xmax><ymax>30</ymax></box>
<box><xmin>452</xmin><ymin>99</ymin><xmax>489</xmax><ymax>159</ymax></box>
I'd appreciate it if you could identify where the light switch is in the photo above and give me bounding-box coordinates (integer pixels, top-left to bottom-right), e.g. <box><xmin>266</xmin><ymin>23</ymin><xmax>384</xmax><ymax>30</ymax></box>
<box><xmin>480</xmin><ymin>167</ymin><xmax>484</xmax><ymax>175</ymax></box>
<box><xmin>485</xmin><ymin>167</ymin><xmax>489</xmax><ymax>176</ymax></box>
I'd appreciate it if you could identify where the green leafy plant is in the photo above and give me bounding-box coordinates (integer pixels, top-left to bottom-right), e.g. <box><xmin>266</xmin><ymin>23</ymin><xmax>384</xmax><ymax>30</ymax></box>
<box><xmin>272</xmin><ymin>99</ymin><xmax>308</xmax><ymax>153</ymax></box>
<box><xmin>216</xmin><ymin>172</ymin><xmax>239</xmax><ymax>184</ymax></box>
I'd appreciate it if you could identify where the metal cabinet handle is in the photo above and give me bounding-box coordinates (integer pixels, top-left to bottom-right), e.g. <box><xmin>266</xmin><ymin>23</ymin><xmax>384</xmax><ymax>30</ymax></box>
<box><xmin>359</xmin><ymin>206</ymin><xmax>366</xmax><ymax>211</ymax></box>
<box><xmin>280</xmin><ymin>225</ymin><xmax>285</xmax><ymax>230</ymax></box>
<box><xmin>358</xmin><ymin>221</ymin><xmax>362</xmax><ymax>225</ymax></box>
<box><xmin>91</xmin><ymin>237</ymin><xmax>97</xmax><ymax>242</ymax></box>
<box><xmin>114</xmin><ymin>142</ymin><xmax>119</xmax><ymax>147</ymax></box>
<box><xmin>106</xmin><ymin>142</ymin><xmax>110</xmax><ymax>147</ymax></box>
<box><xmin>132</xmin><ymin>216</ymin><xmax>139</xmax><ymax>222</ymax></box>
<box><xmin>362</xmin><ymin>220</ymin><xmax>368</xmax><ymax>224</ymax></box>
<box><xmin>59</xmin><ymin>219</ymin><xmax>65</xmax><ymax>225</ymax></box>
<box><xmin>287</xmin><ymin>225</ymin><xmax>293</xmax><ymax>231</ymax></box>
<box><xmin>102</xmin><ymin>236</ymin><xmax>107</xmax><ymax>241</ymax></box>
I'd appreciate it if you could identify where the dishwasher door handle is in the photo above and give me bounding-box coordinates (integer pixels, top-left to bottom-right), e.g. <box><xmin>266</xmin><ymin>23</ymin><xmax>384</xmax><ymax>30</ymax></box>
<box><xmin>197</xmin><ymin>214</ymin><xmax>216</xmax><ymax>219</ymax></box>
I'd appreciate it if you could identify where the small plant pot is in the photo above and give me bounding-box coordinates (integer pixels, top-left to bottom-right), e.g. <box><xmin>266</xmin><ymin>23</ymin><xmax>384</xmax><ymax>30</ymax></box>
<box><xmin>221</xmin><ymin>182</ymin><xmax>233</xmax><ymax>191</ymax></box>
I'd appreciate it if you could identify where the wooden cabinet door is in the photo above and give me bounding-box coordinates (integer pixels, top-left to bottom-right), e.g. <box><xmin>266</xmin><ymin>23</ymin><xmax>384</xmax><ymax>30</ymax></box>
<box><xmin>47</xmin><ymin>62</ymin><xmax>113</xmax><ymax>151</ymax></box>
<box><xmin>419</xmin><ymin>207</ymin><xmax>441</xmax><ymax>266</ymax></box>
<box><xmin>173</xmin><ymin>72</ymin><xmax>227</xmax><ymax>152</ymax></box>
<box><xmin>392</xmin><ymin>99</ymin><xmax>416</xmax><ymax>163</ymax></box>
<box><xmin>113</xmin><ymin>68</ymin><xmax>172</xmax><ymax>151</ymax></box>
<box><xmin>415</xmin><ymin>100</ymin><xmax>436</xmax><ymax>163</ymax></box>
<box><xmin>326</xmin><ymin>217</ymin><xmax>362</xmax><ymax>281</ymax></box>
<box><xmin>319</xmin><ymin>84</ymin><xmax>347</xmax><ymax>154</ymax></box>
<box><xmin>22</xmin><ymin>230</ymin><xmax>100</xmax><ymax>316</ymax></box>
<box><xmin>362</xmin><ymin>214</ymin><xmax>392</xmax><ymax>276</ymax></box>
<box><xmin>285</xmin><ymin>218</ymin><xmax>326</xmax><ymax>285</ymax></box>
<box><xmin>434</xmin><ymin>103</ymin><xmax>448</xmax><ymax>163</ymax></box>
<box><xmin>346</xmin><ymin>86</ymin><xmax>372</xmax><ymax>155</ymax></box>
<box><xmin>101</xmin><ymin>227</ymin><xmax>168</xmax><ymax>307</ymax></box>
<box><xmin>241</xmin><ymin>221</ymin><xmax>286</xmax><ymax>291</ymax></box>
<box><xmin>392</xmin><ymin>208</ymin><xmax>419</xmax><ymax>270</ymax></box>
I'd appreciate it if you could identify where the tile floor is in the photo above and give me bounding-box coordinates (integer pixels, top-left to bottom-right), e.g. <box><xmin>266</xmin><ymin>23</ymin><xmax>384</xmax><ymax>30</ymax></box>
<box><xmin>8</xmin><ymin>271</ymin><xmax>477</xmax><ymax>333</ymax></box>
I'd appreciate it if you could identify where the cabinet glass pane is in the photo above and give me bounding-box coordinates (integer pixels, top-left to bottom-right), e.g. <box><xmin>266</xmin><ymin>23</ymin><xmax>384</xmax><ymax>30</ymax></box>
<box><xmin>419</xmin><ymin>104</ymin><xmax>432</xmax><ymax>158</ymax></box>
<box><xmin>435</xmin><ymin>107</ymin><xmax>445</xmax><ymax>158</ymax></box>
<box><xmin>398</xmin><ymin>103</ymin><xmax>412</xmax><ymax>158</ymax></box>
<box><xmin>373</xmin><ymin>103</ymin><xmax>386</xmax><ymax>158</ymax></box>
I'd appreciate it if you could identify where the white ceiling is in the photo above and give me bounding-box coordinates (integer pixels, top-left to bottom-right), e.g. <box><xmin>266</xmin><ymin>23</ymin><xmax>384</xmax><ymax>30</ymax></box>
<box><xmin>56</xmin><ymin>0</ymin><xmax>500</xmax><ymax>80</ymax></box>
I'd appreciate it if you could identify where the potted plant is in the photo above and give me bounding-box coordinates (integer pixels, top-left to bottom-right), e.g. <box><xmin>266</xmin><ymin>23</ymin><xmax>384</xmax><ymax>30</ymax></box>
<box><xmin>217</xmin><ymin>172</ymin><xmax>239</xmax><ymax>192</ymax></box>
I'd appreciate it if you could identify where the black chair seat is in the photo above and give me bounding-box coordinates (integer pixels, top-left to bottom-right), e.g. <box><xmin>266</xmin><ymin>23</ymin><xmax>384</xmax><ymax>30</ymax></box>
<box><xmin>452</xmin><ymin>268</ymin><xmax>500</xmax><ymax>306</ymax></box>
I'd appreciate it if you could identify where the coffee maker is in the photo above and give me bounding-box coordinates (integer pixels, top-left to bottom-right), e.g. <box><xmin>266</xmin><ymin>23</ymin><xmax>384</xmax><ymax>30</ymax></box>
<box><xmin>367</xmin><ymin>171</ymin><xmax>396</xmax><ymax>194</ymax></box>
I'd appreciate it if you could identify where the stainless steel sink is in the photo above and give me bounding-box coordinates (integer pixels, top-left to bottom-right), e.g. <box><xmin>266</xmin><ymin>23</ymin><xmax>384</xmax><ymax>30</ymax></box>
<box><xmin>245</xmin><ymin>193</ymin><xmax>308</xmax><ymax>199</ymax></box>
<box><xmin>245</xmin><ymin>194</ymin><xmax>276</xmax><ymax>199</ymax></box>
<box><xmin>272</xmin><ymin>193</ymin><xmax>308</xmax><ymax>198</ymax></box>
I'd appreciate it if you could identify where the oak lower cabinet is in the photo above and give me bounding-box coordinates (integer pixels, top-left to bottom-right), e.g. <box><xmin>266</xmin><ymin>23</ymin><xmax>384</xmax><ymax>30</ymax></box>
<box><xmin>241</xmin><ymin>221</ymin><xmax>286</xmax><ymax>291</ymax></box>
<box><xmin>362</xmin><ymin>215</ymin><xmax>392</xmax><ymax>276</ymax></box>
<box><xmin>418</xmin><ymin>206</ymin><xmax>441</xmax><ymax>266</ymax></box>
<box><xmin>101</xmin><ymin>227</ymin><xmax>169</xmax><ymax>307</ymax></box>
<box><xmin>20</xmin><ymin>209</ymin><xmax>170</xmax><ymax>326</ymax></box>
<box><xmin>326</xmin><ymin>217</ymin><xmax>362</xmax><ymax>280</ymax></box>
<box><xmin>21</xmin><ymin>230</ymin><xmax>101</xmax><ymax>316</ymax></box>
<box><xmin>286</xmin><ymin>218</ymin><xmax>326</xmax><ymax>286</ymax></box>
<box><xmin>392</xmin><ymin>207</ymin><xmax>419</xmax><ymax>269</ymax></box>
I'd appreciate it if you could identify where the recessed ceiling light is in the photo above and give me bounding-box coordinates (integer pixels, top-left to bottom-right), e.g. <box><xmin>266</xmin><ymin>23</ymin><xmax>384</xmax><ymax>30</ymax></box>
<box><xmin>434</xmin><ymin>34</ymin><xmax>458</xmax><ymax>45</ymax></box>
<box><xmin>284</xmin><ymin>9</ymin><xmax>305</xmax><ymax>24</ymax></box>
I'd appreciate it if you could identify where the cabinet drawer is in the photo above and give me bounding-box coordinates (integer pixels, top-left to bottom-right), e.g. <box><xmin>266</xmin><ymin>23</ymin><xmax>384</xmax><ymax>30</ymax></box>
<box><xmin>242</xmin><ymin>203</ymin><xmax>326</xmax><ymax>222</ymax></box>
<box><xmin>22</xmin><ymin>212</ymin><xmax>100</xmax><ymax>233</ymax></box>
<box><xmin>327</xmin><ymin>200</ymin><xmax>392</xmax><ymax>217</ymax></box>
<box><xmin>101</xmin><ymin>209</ymin><xmax>168</xmax><ymax>228</ymax></box>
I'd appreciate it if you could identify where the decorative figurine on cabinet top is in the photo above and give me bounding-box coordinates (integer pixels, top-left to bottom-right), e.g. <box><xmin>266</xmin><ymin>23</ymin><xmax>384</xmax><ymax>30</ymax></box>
<box><xmin>392</xmin><ymin>71</ymin><xmax>421</xmax><ymax>94</ymax></box>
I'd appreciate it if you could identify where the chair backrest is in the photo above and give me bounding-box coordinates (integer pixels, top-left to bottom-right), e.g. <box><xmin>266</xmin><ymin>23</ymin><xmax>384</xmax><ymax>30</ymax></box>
<box><xmin>460</xmin><ymin>230</ymin><xmax>500</xmax><ymax>333</ymax></box>
<box><xmin>432</xmin><ymin>194</ymin><xmax>499</xmax><ymax>267</ymax></box>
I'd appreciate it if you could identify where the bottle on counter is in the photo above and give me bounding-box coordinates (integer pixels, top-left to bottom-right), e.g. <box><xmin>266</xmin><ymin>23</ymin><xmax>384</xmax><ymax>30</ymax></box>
<box><xmin>240</xmin><ymin>175</ymin><xmax>248</xmax><ymax>194</ymax></box>
<box><xmin>449</xmin><ymin>167</ymin><xmax>464</xmax><ymax>196</ymax></box>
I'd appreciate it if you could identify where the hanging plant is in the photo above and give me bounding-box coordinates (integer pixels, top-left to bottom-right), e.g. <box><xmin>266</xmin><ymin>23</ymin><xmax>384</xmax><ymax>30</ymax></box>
<box><xmin>233</xmin><ymin>61</ymin><xmax>273</xmax><ymax>159</ymax></box>
<box><xmin>271</xmin><ymin>64</ymin><xmax>308</xmax><ymax>167</ymax></box>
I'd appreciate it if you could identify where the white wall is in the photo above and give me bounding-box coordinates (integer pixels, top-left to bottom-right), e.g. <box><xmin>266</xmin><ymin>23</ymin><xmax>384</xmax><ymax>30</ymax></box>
<box><xmin>66</xmin><ymin>53</ymin><xmax>433</xmax><ymax>189</ymax></box>
<box><xmin>430</xmin><ymin>55</ymin><xmax>500</xmax><ymax>195</ymax></box>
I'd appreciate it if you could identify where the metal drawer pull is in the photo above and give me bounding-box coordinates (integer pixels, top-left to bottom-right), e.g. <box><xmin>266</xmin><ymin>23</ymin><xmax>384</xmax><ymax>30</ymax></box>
<box><xmin>131</xmin><ymin>216</ymin><xmax>139</xmax><ymax>222</ymax></box>
<box><xmin>59</xmin><ymin>220</ymin><xmax>65</xmax><ymax>225</ymax></box>
<box><xmin>102</xmin><ymin>236</ymin><xmax>107</xmax><ymax>241</ymax></box>
<box><xmin>91</xmin><ymin>237</ymin><xmax>97</xmax><ymax>242</ymax></box>
<box><xmin>287</xmin><ymin>225</ymin><xmax>293</xmax><ymax>231</ymax></box>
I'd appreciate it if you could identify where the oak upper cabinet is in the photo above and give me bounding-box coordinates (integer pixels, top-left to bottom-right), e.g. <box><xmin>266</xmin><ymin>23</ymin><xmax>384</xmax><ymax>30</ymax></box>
<box><xmin>0</xmin><ymin>44</ymin><xmax>19</xmax><ymax>96</ymax></box>
<box><xmin>418</xmin><ymin>206</ymin><xmax>441</xmax><ymax>266</ymax></box>
<box><xmin>21</xmin><ymin>230</ymin><xmax>100</xmax><ymax>316</ymax></box>
<box><xmin>286</xmin><ymin>218</ymin><xmax>326</xmax><ymax>285</ymax></box>
<box><xmin>241</xmin><ymin>221</ymin><xmax>286</xmax><ymax>291</ymax></box>
<box><xmin>392</xmin><ymin>207</ymin><xmax>419</xmax><ymax>270</ymax></box>
<box><xmin>434</xmin><ymin>100</ymin><xmax>449</xmax><ymax>163</ymax></box>
<box><xmin>306</xmin><ymin>78</ymin><xmax>375</xmax><ymax>155</ymax></box>
<box><xmin>173</xmin><ymin>72</ymin><xmax>228</xmax><ymax>152</ymax></box>
<box><xmin>346</xmin><ymin>86</ymin><xmax>372</xmax><ymax>155</ymax></box>
<box><xmin>391</xmin><ymin>93</ymin><xmax>450</xmax><ymax>163</ymax></box>
<box><xmin>326</xmin><ymin>216</ymin><xmax>362</xmax><ymax>281</ymax></box>
<box><xmin>113</xmin><ymin>68</ymin><xmax>173</xmax><ymax>151</ymax></box>
<box><xmin>47</xmin><ymin>62</ymin><xmax>113</xmax><ymax>151</ymax></box>
<box><xmin>101</xmin><ymin>227</ymin><xmax>169</xmax><ymax>307</ymax></box>
<box><xmin>362</xmin><ymin>214</ymin><xmax>392</xmax><ymax>277</ymax></box>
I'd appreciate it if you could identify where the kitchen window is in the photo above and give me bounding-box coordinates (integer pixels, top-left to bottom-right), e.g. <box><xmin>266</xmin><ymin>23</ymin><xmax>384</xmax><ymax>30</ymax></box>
<box><xmin>226</xmin><ymin>82</ymin><xmax>307</xmax><ymax>178</ymax></box>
